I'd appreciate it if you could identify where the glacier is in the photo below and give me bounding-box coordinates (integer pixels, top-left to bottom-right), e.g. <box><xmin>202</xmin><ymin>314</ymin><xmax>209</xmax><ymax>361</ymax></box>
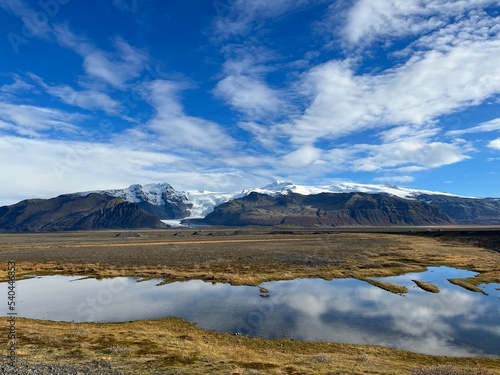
<box><xmin>83</xmin><ymin>180</ymin><xmax>464</xmax><ymax>225</ymax></box>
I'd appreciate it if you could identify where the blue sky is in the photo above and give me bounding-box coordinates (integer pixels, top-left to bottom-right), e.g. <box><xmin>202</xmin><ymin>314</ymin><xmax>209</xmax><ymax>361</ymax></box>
<box><xmin>1</xmin><ymin>0</ymin><xmax>500</xmax><ymax>205</ymax></box>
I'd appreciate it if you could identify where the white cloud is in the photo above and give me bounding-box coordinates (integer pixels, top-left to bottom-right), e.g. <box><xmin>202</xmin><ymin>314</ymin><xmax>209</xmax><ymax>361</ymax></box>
<box><xmin>281</xmin><ymin>34</ymin><xmax>500</xmax><ymax>145</ymax></box>
<box><xmin>393</xmin><ymin>166</ymin><xmax>428</xmax><ymax>173</ymax></box>
<box><xmin>29</xmin><ymin>74</ymin><xmax>121</xmax><ymax>115</ymax></box>
<box><xmin>447</xmin><ymin>118</ymin><xmax>500</xmax><ymax>136</ymax></box>
<box><xmin>214</xmin><ymin>51</ymin><xmax>289</xmax><ymax>120</ymax></box>
<box><xmin>213</xmin><ymin>0</ymin><xmax>314</xmax><ymax>38</ymax></box>
<box><xmin>342</xmin><ymin>0</ymin><xmax>497</xmax><ymax>45</ymax></box>
<box><xmin>210</xmin><ymin>0</ymin><xmax>500</xmax><ymax>182</ymax></box>
<box><xmin>488</xmin><ymin>138</ymin><xmax>500</xmax><ymax>150</ymax></box>
<box><xmin>55</xmin><ymin>26</ymin><xmax>148</xmax><ymax>88</ymax></box>
<box><xmin>0</xmin><ymin>102</ymin><xmax>81</xmax><ymax>137</ymax></box>
<box><xmin>0</xmin><ymin>135</ymin><xmax>267</xmax><ymax>206</ymax></box>
<box><xmin>0</xmin><ymin>136</ymin><xmax>170</xmax><ymax>204</ymax></box>
<box><xmin>238</xmin><ymin>122</ymin><xmax>280</xmax><ymax>149</ymax></box>
<box><xmin>0</xmin><ymin>0</ymin><xmax>52</xmax><ymax>38</ymax></box>
<box><xmin>0</xmin><ymin>75</ymin><xmax>34</xmax><ymax>94</ymax></box>
<box><xmin>407</xmin><ymin>9</ymin><xmax>500</xmax><ymax>53</ymax></box>
<box><xmin>373</xmin><ymin>175</ymin><xmax>415</xmax><ymax>184</ymax></box>
<box><xmin>351</xmin><ymin>140</ymin><xmax>468</xmax><ymax>172</ymax></box>
<box><xmin>282</xmin><ymin>145</ymin><xmax>324</xmax><ymax>167</ymax></box>
<box><xmin>142</xmin><ymin>80</ymin><xmax>237</xmax><ymax>155</ymax></box>
<box><xmin>215</xmin><ymin>75</ymin><xmax>284</xmax><ymax>119</ymax></box>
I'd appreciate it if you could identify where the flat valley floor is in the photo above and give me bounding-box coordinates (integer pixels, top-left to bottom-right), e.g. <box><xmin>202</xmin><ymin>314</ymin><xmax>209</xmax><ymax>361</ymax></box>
<box><xmin>0</xmin><ymin>227</ymin><xmax>500</xmax><ymax>374</ymax></box>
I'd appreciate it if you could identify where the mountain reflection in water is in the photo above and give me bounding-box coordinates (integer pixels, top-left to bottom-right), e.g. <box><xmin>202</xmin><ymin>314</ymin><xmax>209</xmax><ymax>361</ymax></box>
<box><xmin>2</xmin><ymin>266</ymin><xmax>499</xmax><ymax>357</ymax></box>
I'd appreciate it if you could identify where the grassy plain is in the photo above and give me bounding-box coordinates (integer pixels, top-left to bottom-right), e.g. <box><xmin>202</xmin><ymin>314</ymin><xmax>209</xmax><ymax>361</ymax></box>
<box><xmin>0</xmin><ymin>227</ymin><xmax>499</xmax><ymax>374</ymax></box>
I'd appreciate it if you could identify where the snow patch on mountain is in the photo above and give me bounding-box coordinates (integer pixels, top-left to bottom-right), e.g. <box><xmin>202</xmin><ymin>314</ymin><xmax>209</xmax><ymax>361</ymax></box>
<box><xmin>95</xmin><ymin>183</ymin><xmax>189</xmax><ymax>206</ymax></box>
<box><xmin>244</xmin><ymin>180</ymin><xmax>462</xmax><ymax>200</ymax></box>
<box><xmin>84</xmin><ymin>183</ymin><xmax>241</xmax><ymax>219</ymax></box>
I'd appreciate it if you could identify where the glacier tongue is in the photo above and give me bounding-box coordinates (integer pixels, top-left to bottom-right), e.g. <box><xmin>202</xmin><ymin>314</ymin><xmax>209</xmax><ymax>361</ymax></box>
<box><xmin>184</xmin><ymin>190</ymin><xmax>243</xmax><ymax>218</ymax></box>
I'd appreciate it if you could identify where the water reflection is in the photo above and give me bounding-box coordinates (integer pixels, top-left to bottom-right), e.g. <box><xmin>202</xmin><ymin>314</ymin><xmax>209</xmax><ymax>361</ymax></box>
<box><xmin>1</xmin><ymin>267</ymin><xmax>499</xmax><ymax>357</ymax></box>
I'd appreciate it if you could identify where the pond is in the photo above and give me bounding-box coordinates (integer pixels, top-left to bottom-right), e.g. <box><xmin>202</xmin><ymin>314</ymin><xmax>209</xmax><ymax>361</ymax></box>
<box><xmin>2</xmin><ymin>267</ymin><xmax>500</xmax><ymax>357</ymax></box>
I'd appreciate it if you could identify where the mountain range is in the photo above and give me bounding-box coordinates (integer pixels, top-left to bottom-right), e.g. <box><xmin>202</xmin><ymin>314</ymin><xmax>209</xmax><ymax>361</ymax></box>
<box><xmin>196</xmin><ymin>191</ymin><xmax>455</xmax><ymax>227</ymax></box>
<box><xmin>1</xmin><ymin>181</ymin><xmax>499</xmax><ymax>231</ymax></box>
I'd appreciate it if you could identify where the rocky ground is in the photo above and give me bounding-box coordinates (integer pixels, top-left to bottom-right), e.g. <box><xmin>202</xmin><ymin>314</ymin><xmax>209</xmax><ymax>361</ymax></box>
<box><xmin>0</xmin><ymin>356</ymin><xmax>130</xmax><ymax>375</ymax></box>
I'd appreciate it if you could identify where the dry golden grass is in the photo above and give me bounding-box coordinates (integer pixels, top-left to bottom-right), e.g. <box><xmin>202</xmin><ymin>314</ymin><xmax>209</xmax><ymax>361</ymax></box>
<box><xmin>412</xmin><ymin>280</ymin><xmax>440</xmax><ymax>293</ymax></box>
<box><xmin>448</xmin><ymin>278</ymin><xmax>488</xmax><ymax>294</ymax></box>
<box><xmin>359</xmin><ymin>278</ymin><xmax>409</xmax><ymax>294</ymax></box>
<box><xmin>1</xmin><ymin>317</ymin><xmax>499</xmax><ymax>375</ymax></box>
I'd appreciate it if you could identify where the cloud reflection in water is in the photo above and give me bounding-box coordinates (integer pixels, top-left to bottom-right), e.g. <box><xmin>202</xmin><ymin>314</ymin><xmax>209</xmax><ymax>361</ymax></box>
<box><xmin>1</xmin><ymin>267</ymin><xmax>499</xmax><ymax>357</ymax></box>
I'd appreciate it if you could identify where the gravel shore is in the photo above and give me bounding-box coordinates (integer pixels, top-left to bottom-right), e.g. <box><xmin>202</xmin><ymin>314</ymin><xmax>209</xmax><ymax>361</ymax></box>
<box><xmin>0</xmin><ymin>356</ymin><xmax>130</xmax><ymax>375</ymax></box>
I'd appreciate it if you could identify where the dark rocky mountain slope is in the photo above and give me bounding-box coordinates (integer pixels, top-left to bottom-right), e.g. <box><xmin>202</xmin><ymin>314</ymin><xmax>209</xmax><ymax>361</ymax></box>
<box><xmin>414</xmin><ymin>194</ymin><xmax>500</xmax><ymax>225</ymax></box>
<box><xmin>3</xmin><ymin>183</ymin><xmax>500</xmax><ymax>231</ymax></box>
<box><xmin>0</xmin><ymin>193</ymin><xmax>166</xmax><ymax>232</ymax></box>
<box><xmin>200</xmin><ymin>192</ymin><xmax>455</xmax><ymax>227</ymax></box>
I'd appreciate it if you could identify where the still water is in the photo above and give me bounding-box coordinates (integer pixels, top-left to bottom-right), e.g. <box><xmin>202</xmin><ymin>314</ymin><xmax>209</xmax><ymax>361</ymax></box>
<box><xmin>2</xmin><ymin>267</ymin><xmax>499</xmax><ymax>357</ymax></box>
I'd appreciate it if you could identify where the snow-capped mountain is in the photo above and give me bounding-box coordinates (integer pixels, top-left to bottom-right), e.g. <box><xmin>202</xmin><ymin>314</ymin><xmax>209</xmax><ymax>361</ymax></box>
<box><xmin>98</xmin><ymin>183</ymin><xmax>188</xmax><ymax>206</ymax></box>
<box><xmin>3</xmin><ymin>181</ymin><xmax>499</xmax><ymax>232</ymax></box>
<box><xmin>88</xmin><ymin>183</ymin><xmax>242</xmax><ymax>219</ymax></box>
<box><xmin>244</xmin><ymin>180</ymin><xmax>464</xmax><ymax>200</ymax></box>
<box><xmin>82</xmin><ymin>183</ymin><xmax>192</xmax><ymax>220</ymax></box>
<box><xmin>86</xmin><ymin>180</ymin><xmax>466</xmax><ymax>221</ymax></box>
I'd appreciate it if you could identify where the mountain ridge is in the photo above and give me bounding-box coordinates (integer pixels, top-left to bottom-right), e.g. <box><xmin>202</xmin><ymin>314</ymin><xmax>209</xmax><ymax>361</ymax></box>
<box><xmin>0</xmin><ymin>193</ymin><xmax>167</xmax><ymax>232</ymax></box>
<box><xmin>83</xmin><ymin>180</ymin><xmax>470</xmax><ymax>220</ymax></box>
<box><xmin>197</xmin><ymin>191</ymin><xmax>456</xmax><ymax>227</ymax></box>
<box><xmin>1</xmin><ymin>181</ymin><xmax>499</xmax><ymax>232</ymax></box>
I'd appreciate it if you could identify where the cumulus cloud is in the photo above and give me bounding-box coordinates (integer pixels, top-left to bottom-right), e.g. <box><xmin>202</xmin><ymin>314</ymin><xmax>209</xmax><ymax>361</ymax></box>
<box><xmin>282</xmin><ymin>145</ymin><xmax>324</xmax><ymax>167</ymax></box>
<box><xmin>488</xmin><ymin>138</ymin><xmax>500</xmax><ymax>150</ymax></box>
<box><xmin>351</xmin><ymin>140</ymin><xmax>469</xmax><ymax>172</ymax></box>
<box><xmin>0</xmin><ymin>135</ymin><xmax>171</xmax><ymax>204</ymax></box>
<box><xmin>284</xmin><ymin>35</ymin><xmax>500</xmax><ymax>145</ymax></box>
